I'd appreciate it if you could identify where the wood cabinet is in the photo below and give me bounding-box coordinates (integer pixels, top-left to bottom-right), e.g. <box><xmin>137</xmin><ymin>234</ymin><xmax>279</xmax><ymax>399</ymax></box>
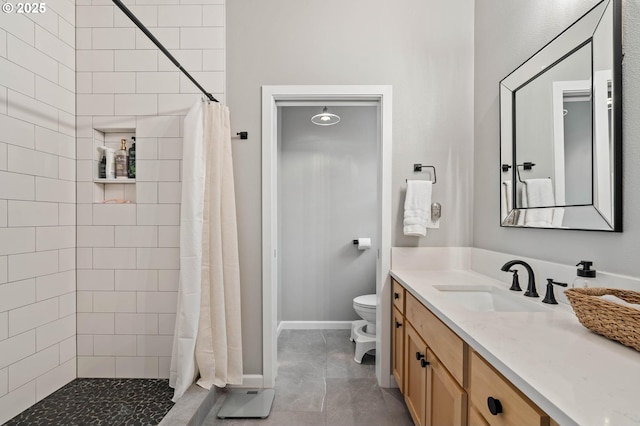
<box><xmin>404</xmin><ymin>322</ymin><xmax>428</xmax><ymax>425</ymax></box>
<box><xmin>469</xmin><ymin>351</ymin><xmax>549</xmax><ymax>426</ymax></box>
<box><xmin>426</xmin><ymin>348</ymin><xmax>467</xmax><ymax>426</ymax></box>
<box><xmin>392</xmin><ymin>307</ymin><xmax>405</xmax><ymax>392</ymax></box>
<box><xmin>392</xmin><ymin>278</ymin><xmax>552</xmax><ymax>426</ymax></box>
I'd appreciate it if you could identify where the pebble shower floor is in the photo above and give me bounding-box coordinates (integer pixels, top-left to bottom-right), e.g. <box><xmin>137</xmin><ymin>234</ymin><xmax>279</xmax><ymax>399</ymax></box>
<box><xmin>3</xmin><ymin>378</ymin><xmax>174</xmax><ymax>425</ymax></box>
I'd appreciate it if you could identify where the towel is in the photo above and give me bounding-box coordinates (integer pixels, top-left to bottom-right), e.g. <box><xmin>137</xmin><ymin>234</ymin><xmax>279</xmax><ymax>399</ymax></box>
<box><xmin>404</xmin><ymin>180</ymin><xmax>432</xmax><ymax>237</ymax></box>
<box><xmin>501</xmin><ymin>180</ymin><xmax>512</xmax><ymax>221</ymax></box>
<box><xmin>601</xmin><ymin>294</ymin><xmax>640</xmax><ymax>310</ymax></box>
<box><xmin>522</xmin><ymin>178</ymin><xmax>555</xmax><ymax>226</ymax></box>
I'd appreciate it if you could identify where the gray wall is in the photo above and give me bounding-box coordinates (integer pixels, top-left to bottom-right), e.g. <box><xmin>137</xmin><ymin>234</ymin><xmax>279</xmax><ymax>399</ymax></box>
<box><xmin>227</xmin><ymin>0</ymin><xmax>475</xmax><ymax>373</ymax></box>
<box><xmin>474</xmin><ymin>0</ymin><xmax>640</xmax><ymax>275</ymax></box>
<box><xmin>279</xmin><ymin>106</ymin><xmax>377</xmax><ymax>322</ymax></box>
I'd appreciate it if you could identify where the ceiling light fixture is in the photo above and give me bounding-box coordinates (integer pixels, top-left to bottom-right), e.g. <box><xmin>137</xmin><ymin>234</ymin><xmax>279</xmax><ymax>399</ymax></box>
<box><xmin>311</xmin><ymin>107</ymin><xmax>340</xmax><ymax>126</ymax></box>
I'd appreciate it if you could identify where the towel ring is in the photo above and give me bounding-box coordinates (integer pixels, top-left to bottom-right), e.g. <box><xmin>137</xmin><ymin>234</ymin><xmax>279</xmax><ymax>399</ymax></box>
<box><xmin>516</xmin><ymin>162</ymin><xmax>535</xmax><ymax>183</ymax></box>
<box><xmin>407</xmin><ymin>164</ymin><xmax>437</xmax><ymax>184</ymax></box>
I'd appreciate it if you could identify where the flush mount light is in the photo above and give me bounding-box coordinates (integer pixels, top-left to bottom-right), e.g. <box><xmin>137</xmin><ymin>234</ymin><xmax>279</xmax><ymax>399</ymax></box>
<box><xmin>311</xmin><ymin>107</ymin><xmax>340</xmax><ymax>126</ymax></box>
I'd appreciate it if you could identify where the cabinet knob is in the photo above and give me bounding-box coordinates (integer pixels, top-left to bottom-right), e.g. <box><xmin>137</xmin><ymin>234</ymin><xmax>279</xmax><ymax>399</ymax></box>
<box><xmin>420</xmin><ymin>358</ymin><xmax>429</xmax><ymax>368</ymax></box>
<box><xmin>415</xmin><ymin>351</ymin><xmax>425</xmax><ymax>361</ymax></box>
<box><xmin>394</xmin><ymin>292</ymin><xmax>400</xmax><ymax>300</ymax></box>
<box><xmin>395</xmin><ymin>321</ymin><xmax>402</xmax><ymax>328</ymax></box>
<box><xmin>487</xmin><ymin>397</ymin><xmax>503</xmax><ymax>415</ymax></box>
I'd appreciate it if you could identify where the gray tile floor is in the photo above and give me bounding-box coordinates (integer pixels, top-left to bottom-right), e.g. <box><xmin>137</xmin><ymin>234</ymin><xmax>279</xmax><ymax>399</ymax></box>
<box><xmin>203</xmin><ymin>329</ymin><xmax>413</xmax><ymax>426</ymax></box>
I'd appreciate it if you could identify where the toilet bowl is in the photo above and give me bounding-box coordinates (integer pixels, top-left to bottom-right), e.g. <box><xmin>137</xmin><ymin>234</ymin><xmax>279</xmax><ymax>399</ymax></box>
<box><xmin>353</xmin><ymin>294</ymin><xmax>377</xmax><ymax>334</ymax></box>
<box><xmin>351</xmin><ymin>294</ymin><xmax>377</xmax><ymax>363</ymax></box>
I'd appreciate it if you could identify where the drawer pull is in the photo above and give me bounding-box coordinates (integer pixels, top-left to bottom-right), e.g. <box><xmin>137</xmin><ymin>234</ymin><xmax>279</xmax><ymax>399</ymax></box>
<box><xmin>487</xmin><ymin>397</ymin><xmax>503</xmax><ymax>415</ymax></box>
<box><xmin>395</xmin><ymin>321</ymin><xmax>402</xmax><ymax>328</ymax></box>
<box><xmin>420</xmin><ymin>358</ymin><xmax>429</xmax><ymax>368</ymax></box>
<box><xmin>416</xmin><ymin>351</ymin><xmax>425</xmax><ymax>361</ymax></box>
<box><xmin>394</xmin><ymin>292</ymin><xmax>400</xmax><ymax>300</ymax></box>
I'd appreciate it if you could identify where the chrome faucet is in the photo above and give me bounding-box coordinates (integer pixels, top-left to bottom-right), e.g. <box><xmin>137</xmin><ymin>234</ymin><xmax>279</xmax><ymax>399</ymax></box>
<box><xmin>500</xmin><ymin>260</ymin><xmax>539</xmax><ymax>297</ymax></box>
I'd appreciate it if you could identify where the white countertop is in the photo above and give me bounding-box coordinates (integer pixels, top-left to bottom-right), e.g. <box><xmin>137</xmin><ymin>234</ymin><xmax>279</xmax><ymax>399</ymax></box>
<box><xmin>391</xmin><ymin>269</ymin><xmax>640</xmax><ymax>426</ymax></box>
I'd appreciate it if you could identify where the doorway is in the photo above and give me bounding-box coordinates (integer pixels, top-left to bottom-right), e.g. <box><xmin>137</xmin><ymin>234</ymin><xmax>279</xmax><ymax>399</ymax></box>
<box><xmin>261</xmin><ymin>86</ymin><xmax>393</xmax><ymax>388</ymax></box>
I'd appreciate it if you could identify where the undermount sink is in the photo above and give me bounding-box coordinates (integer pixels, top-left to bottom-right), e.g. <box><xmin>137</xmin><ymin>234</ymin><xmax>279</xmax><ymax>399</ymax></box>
<box><xmin>433</xmin><ymin>284</ymin><xmax>549</xmax><ymax>312</ymax></box>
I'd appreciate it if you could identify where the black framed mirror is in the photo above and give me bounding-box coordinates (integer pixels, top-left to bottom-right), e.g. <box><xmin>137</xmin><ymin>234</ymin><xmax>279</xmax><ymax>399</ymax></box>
<box><xmin>500</xmin><ymin>0</ymin><xmax>622</xmax><ymax>231</ymax></box>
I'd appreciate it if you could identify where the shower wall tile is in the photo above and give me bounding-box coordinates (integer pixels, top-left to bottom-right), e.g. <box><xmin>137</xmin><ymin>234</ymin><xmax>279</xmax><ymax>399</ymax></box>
<box><xmin>92</xmin><ymin>248</ymin><xmax>137</xmax><ymax>270</ymax></box>
<box><xmin>59</xmin><ymin>336</ymin><xmax>76</xmax><ymax>363</ymax></box>
<box><xmin>116</xmin><ymin>356</ymin><xmax>159</xmax><ymax>378</ymax></box>
<box><xmin>35</xmin><ymin>270</ymin><xmax>76</xmax><ymax>301</ymax></box>
<box><xmin>136</xmin><ymin>335</ymin><xmax>172</xmax><ymax>357</ymax></box>
<box><xmin>35</xmin><ymin>315</ymin><xmax>75</xmax><ymax>351</ymax></box>
<box><xmin>35</xmin><ymin>358</ymin><xmax>75</xmax><ymax>402</ymax></box>
<box><xmin>114</xmin><ymin>5</ymin><xmax>159</xmax><ymax>27</ymax></box>
<box><xmin>77</xmin><ymin>313</ymin><xmax>115</xmax><ymax>335</ymax></box>
<box><xmin>114</xmin><ymin>94</ymin><xmax>158</xmax><ymax>116</ymax></box>
<box><xmin>7</xmin><ymin>36</ymin><xmax>58</xmax><ymax>82</ymax></box>
<box><xmin>114</xmin><ymin>50</ymin><xmax>158</xmax><ymax>72</ymax></box>
<box><xmin>115</xmin><ymin>226</ymin><xmax>158</xmax><ymax>247</ymax></box>
<box><xmin>77</xmin><ymin>356</ymin><xmax>115</xmax><ymax>378</ymax></box>
<box><xmin>76</xmin><ymin>50</ymin><xmax>114</xmax><ymax>72</ymax></box>
<box><xmin>8</xmin><ymin>298</ymin><xmax>58</xmax><ymax>337</ymax></box>
<box><xmin>136</xmin><ymin>72</ymin><xmax>180</xmax><ymax>94</ymax></box>
<box><xmin>77</xmin><ymin>225</ymin><xmax>115</xmax><ymax>247</ymax></box>
<box><xmin>136</xmin><ymin>292</ymin><xmax>178</xmax><ymax>313</ymax></box>
<box><xmin>1</xmin><ymin>4</ymin><xmax>78</xmax><ymax>407</ymax></box>
<box><xmin>0</xmin><ymin>331</ymin><xmax>35</xmax><ymax>371</ymax></box>
<box><xmin>0</xmin><ymin>280</ymin><xmax>35</xmax><ymax>312</ymax></box>
<box><xmin>75</xmin><ymin>0</ymin><xmax>225</xmax><ymax>381</ymax></box>
<box><xmin>77</xmin><ymin>6</ymin><xmax>114</xmax><ymax>28</ymax></box>
<box><xmin>92</xmin><ymin>72</ymin><xmax>136</xmax><ymax>94</ymax></box>
<box><xmin>92</xmin><ymin>291</ymin><xmax>137</xmax><ymax>313</ymax></box>
<box><xmin>158</xmin><ymin>5</ymin><xmax>203</xmax><ymax>27</ymax></box>
<box><xmin>8</xmin><ymin>345</ymin><xmax>59</xmax><ymax>392</ymax></box>
<box><xmin>93</xmin><ymin>335</ymin><xmax>137</xmax><ymax>356</ymax></box>
<box><xmin>115</xmin><ymin>313</ymin><xmax>158</xmax><ymax>335</ymax></box>
<box><xmin>0</xmin><ymin>381</ymin><xmax>35</xmax><ymax>425</ymax></box>
<box><xmin>0</xmin><ymin>114</ymin><xmax>35</xmax><ymax>149</ymax></box>
<box><xmin>134</xmin><ymin>27</ymin><xmax>180</xmax><ymax>50</ymax></box>
<box><xmin>92</xmin><ymin>28</ymin><xmax>136</xmax><ymax>50</ymax></box>
<box><xmin>115</xmin><ymin>270</ymin><xmax>158</xmax><ymax>291</ymax></box>
<box><xmin>137</xmin><ymin>248</ymin><xmax>179</xmax><ymax>270</ymax></box>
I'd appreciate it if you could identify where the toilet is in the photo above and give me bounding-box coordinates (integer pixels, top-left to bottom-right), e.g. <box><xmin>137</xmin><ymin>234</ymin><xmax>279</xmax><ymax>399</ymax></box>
<box><xmin>350</xmin><ymin>294</ymin><xmax>377</xmax><ymax>363</ymax></box>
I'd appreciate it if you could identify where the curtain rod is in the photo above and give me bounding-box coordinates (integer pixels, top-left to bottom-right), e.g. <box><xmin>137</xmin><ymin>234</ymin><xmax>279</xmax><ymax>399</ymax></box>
<box><xmin>111</xmin><ymin>0</ymin><xmax>218</xmax><ymax>103</ymax></box>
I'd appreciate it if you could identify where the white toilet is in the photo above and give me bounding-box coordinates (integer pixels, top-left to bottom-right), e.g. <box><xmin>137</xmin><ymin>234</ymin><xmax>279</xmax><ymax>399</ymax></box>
<box><xmin>351</xmin><ymin>294</ymin><xmax>377</xmax><ymax>363</ymax></box>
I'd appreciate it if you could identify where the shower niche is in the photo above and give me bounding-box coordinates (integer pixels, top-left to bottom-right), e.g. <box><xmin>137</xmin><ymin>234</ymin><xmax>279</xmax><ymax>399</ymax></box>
<box><xmin>93</xmin><ymin>127</ymin><xmax>137</xmax><ymax>204</ymax></box>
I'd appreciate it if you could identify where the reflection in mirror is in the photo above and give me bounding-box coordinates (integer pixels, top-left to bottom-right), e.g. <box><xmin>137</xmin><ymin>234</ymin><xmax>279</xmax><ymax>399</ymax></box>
<box><xmin>499</xmin><ymin>0</ymin><xmax>622</xmax><ymax>231</ymax></box>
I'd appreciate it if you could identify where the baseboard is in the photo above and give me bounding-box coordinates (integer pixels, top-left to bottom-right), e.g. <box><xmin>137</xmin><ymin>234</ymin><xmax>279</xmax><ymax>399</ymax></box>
<box><xmin>234</xmin><ymin>374</ymin><xmax>265</xmax><ymax>388</ymax></box>
<box><xmin>277</xmin><ymin>321</ymin><xmax>353</xmax><ymax>331</ymax></box>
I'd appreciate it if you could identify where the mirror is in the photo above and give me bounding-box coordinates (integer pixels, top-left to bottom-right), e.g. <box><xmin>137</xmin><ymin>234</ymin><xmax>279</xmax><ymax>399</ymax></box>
<box><xmin>500</xmin><ymin>0</ymin><xmax>622</xmax><ymax>231</ymax></box>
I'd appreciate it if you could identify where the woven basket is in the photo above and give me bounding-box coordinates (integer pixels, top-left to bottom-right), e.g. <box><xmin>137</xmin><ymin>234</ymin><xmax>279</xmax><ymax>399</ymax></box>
<box><xmin>565</xmin><ymin>288</ymin><xmax>640</xmax><ymax>352</ymax></box>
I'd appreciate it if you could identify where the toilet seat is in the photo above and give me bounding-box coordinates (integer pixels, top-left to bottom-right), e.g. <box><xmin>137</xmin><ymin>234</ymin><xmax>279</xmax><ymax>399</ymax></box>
<box><xmin>353</xmin><ymin>294</ymin><xmax>376</xmax><ymax>309</ymax></box>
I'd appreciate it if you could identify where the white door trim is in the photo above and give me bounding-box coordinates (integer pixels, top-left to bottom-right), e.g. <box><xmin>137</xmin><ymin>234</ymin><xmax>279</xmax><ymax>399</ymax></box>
<box><xmin>261</xmin><ymin>85</ymin><xmax>393</xmax><ymax>388</ymax></box>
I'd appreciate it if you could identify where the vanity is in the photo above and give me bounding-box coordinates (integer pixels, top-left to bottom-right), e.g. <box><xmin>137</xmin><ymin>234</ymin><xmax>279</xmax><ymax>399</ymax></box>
<box><xmin>389</xmin><ymin>262</ymin><xmax>640</xmax><ymax>426</ymax></box>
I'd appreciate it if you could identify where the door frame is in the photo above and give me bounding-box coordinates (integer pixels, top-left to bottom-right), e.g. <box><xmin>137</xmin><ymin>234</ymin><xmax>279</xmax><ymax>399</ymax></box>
<box><xmin>261</xmin><ymin>85</ymin><xmax>393</xmax><ymax>388</ymax></box>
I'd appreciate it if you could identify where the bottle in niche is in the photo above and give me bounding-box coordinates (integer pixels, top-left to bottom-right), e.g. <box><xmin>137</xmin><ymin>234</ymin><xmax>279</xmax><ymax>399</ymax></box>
<box><xmin>98</xmin><ymin>155</ymin><xmax>106</xmax><ymax>179</ymax></box>
<box><xmin>115</xmin><ymin>138</ymin><xmax>129</xmax><ymax>179</ymax></box>
<box><xmin>128</xmin><ymin>137</ymin><xmax>136</xmax><ymax>179</ymax></box>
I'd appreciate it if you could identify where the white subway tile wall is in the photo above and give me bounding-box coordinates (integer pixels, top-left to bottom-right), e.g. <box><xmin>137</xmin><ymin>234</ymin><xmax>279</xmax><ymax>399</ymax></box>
<box><xmin>75</xmin><ymin>0</ymin><xmax>225</xmax><ymax>382</ymax></box>
<box><xmin>0</xmin><ymin>3</ymin><xmax>76</xmax><ymax>419</ymax></box>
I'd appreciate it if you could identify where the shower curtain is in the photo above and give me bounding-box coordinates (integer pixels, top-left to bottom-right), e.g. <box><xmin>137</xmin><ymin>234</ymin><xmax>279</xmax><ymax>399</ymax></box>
<box><xmin>169</xmin><ymin>100</ymin><xmax>243</xmax><ymax>402</ymax></box>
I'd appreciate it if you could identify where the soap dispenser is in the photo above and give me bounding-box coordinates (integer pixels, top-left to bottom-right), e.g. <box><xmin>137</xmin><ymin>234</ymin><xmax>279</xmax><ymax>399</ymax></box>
<box><xmin>572</xmin><ymin>261</ymin><xmax>599</xmax><ymax>288</ymax></box>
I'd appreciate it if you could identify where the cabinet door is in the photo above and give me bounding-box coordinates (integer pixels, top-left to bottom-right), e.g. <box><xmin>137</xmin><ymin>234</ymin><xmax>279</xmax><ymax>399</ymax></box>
<box><xmin>404</xmin><ymin>322</ymin><xmax>428</xmax><ymax>426</ymax></box>
<box><xmin>426</xmin><ymin>349</ymin><xmax>467</xmax><ymax>426</ymax></box>
<box><xmin>392</xmin><ymin>307</ymin><xmax>404</xmax><ymax>392</ymax></box>
<box><xmin>468</xmin><ymin>402</ymin><xmax>490</xmax><ymax>426</ymax></box>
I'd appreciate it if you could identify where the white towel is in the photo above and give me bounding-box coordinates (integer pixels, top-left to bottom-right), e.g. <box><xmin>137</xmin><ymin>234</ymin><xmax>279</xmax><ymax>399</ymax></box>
<box><xmin>404</xmin><ymin>180</ymin><xmax>432</xmax><ymax>237</ymax></box>
<box><xmin>501</xmin><ymin>180</ymin><xmax>512</xmax><ymax>221</ymax></box>
<box><xmin>601</xmin><ymin>294</ymin><xmax>640</xmax><ymax>310</ymax></box>
<box><xmin>522</xmin><ymin>178</ymin><xmax>555</xmax><ymax>226</ymax></box>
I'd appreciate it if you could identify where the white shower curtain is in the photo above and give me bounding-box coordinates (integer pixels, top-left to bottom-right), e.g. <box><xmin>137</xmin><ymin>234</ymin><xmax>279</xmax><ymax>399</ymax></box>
<box><xmin>169</xmin><ymin>100</ymin><xmax>243</xmax><ymax>402</ymax></box>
